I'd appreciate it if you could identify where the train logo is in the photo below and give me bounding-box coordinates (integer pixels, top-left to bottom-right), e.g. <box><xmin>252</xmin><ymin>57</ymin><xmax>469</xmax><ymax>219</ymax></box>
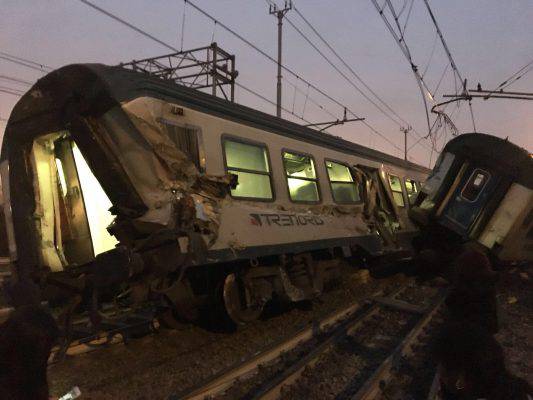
<box><xmin>250</xmin><ymin>213</ymin><xmax>325</xmax><ymax>227</ymax></box>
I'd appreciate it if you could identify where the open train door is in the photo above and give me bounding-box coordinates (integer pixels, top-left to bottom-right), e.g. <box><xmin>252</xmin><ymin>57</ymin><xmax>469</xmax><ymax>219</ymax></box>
<box><xmin>354</xmin><ymin>164</ymin><xmax>400</xmax><ymax>247</ymax></box>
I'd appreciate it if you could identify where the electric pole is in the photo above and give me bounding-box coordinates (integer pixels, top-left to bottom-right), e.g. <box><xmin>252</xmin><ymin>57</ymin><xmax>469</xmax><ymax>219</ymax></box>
<box><xmin>401</xmin><ymin>126</ymin><xmax>411</xmax><ymax>161</ymax></box>
<box><xmin>269</xmin><ymin>1</ymin><xmax>292</xmax><ymax>118</ymax></box>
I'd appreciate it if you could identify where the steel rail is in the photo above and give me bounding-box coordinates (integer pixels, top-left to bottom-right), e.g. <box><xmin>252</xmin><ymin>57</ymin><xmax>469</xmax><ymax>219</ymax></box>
<box><xmin>173</xmin><ymin>285</ymin><xmax>407</xmax><ymax>400</ymax></box>
<box><xmin>237</xmin><ymin>287</ymin><xmax>444</xmax><ymax>400</ymax></box>
<box><xmin>351</xmin><ymin>292</ymin><xmax>446</xmax><ymax>400</ymax></box>
<box><xmin>249</xmin><ymin>285</ymin><xmax>433</xmax><ymax>400</ymax></box>
<box><xmin>250</xmin><ymin>300</ymin><xmax>386</xmax><ymax>400</ymax></box>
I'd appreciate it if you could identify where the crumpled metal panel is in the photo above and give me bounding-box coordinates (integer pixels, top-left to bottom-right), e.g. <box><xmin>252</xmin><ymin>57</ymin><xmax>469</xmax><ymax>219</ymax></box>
<box><xmin>103</xmin><ymin>97</ymin><xmax>234</xmax><ymax>252</ymax></box>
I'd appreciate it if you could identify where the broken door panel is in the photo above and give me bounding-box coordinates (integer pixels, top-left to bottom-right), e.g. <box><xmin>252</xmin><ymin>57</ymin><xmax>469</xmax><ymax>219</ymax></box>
<box><xmin>31</xmin><ymin>132</ymin><xmax>119</xmax><ymax>270</ymax></box>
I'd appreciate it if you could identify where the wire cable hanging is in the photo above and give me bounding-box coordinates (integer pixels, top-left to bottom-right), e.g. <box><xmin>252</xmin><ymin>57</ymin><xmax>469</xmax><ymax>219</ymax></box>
<box><xmin>266</xmin><ymin>0</ymin><xmax>431</xmax><ymax>154</ymax></box>
<box><xmin>483</xmin><ymin>58</ymin><xmax>533</xmax><ymax>99</ymax></box>
<box><xmin>184</xmin><ymin>0</ymin><xmax>406</xmax><ymax>152</ymax></box>
<box><xmin>76</xmin><ymin>0</ymin><xmax>413</xmax><ymax>155</ymax></box>
<box><xmin>287</xmin><ymin>1</ymin><xmax>432</xmax><ymax>152</ymax></box>
<box><xmin>420</xmin><ymin>0</ymin><xmax>476</xmax><ymax>132</ymax></box>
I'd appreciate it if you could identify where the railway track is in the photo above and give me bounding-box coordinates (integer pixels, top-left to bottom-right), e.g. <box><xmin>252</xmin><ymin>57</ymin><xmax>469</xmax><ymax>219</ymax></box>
<box><xmin>172</xmin><ymin>282</ymin><xmax>445</xmax><ymax>400</ymax></box>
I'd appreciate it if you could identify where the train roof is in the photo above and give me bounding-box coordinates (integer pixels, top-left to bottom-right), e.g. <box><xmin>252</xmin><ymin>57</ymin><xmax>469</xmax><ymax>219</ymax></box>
<box><xmin>3</xmin><ymin>63</ymin><xmax>429</xmax><ymax>174</ymax></box>
<box><xmin>442</xmin><ymin>133</ymin><xmax>533</xmax><ymax>189</ymax></box>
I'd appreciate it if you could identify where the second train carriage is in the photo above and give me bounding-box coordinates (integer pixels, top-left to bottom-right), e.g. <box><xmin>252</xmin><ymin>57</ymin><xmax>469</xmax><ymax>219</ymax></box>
<box><xmin>409</xmin><ymin>133</ymin><xmax>533</xmax><ymax>264</ymax></box>
<box><xmin>0</xmin><ymin>64</ymin><xmax>429</xmax><ymax>324</ymax></box>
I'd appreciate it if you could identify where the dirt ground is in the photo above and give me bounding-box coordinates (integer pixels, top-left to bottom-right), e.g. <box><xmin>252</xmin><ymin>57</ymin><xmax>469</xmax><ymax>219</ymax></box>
<box><xmin>47</xmin><ymin>269</ymin><xmax>406</xmax><ymax>399</ymax></box>
<box><xmin>495</xmin><ymin>262</ymin><xmax>533</xmax><ymax>385</ymax></box>
<box><xmin>40</xmin><ymin>262</ymin><xmax>533</xmax><ymax>399</ymax></box>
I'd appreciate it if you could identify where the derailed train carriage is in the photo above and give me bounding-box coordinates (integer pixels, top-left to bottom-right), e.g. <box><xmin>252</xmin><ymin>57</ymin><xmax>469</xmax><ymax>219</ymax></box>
<box><xmin>410</xmin><ymin>133</ymin><xmax>533</xmax><ymax>264</ymax></box>
<box><xmin>0</xmin><ymin>64</ymin><xmax>430</xmax><ymax>325</ymax></box>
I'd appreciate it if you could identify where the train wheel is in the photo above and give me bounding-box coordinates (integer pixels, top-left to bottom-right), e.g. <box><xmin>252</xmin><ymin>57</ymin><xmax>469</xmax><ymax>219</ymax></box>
<box><xmin>222</xmin><ymin>273</ymin><xmax>263</xmax><ymax>324</ymax></box>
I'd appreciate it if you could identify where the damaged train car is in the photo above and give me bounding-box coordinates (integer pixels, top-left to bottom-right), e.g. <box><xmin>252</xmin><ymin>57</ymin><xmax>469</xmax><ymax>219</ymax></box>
<box><xmin>0</xmin><ymin>64</ymin><xmax>429</xmax><ymax>326</ymax></box>
<box><xmin>409</xmin><ymin>133</ymin><xmax>533</xmax><ymax>264</ymax></box>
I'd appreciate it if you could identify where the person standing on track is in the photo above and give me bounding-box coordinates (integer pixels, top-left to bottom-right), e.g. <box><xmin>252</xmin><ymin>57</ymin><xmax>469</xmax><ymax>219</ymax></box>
<box><xmin>0</xmin><ymin>305</ymin><xmax>60</xmax><ymax>400</ymax></box>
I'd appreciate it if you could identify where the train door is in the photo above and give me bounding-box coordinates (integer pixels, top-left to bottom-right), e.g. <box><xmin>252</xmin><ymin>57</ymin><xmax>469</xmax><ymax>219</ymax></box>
<box><xmin>440</xmin><ymin>166</ymin><xmax>499</xmax><ymax>237</ymax></box>
<box><xmin>31</xmin><ymin>132</ymin><xmax>118</xmax><ymax>271</ymax></box>
<box><xmin>355</xmin><ymin>165</ymin><xmax>399</xmax><ymax>245</ymax></box>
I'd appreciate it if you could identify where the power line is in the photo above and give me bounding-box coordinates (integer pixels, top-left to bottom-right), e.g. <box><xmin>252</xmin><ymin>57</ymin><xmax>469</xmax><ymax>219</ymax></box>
<box><xmin>183</xmin><ymin>0</ymin><xmax>353</xmax><ymax>115</ymax></box>
<box><xmin>0</xmin><ymin>87</ymin><xmax>23</xmax><ymax>97</ymax></box>
<box><xmin>78</xmin><ymin>0</ymin><xmax>179</xmax><ymax>52</ymax></box>
<box><xmin>372</xmin><ymin>0</ymin><xmax>472</xmax><ymax>142</ymax></box>
<box><xmin>292</xmin><ymin>3</ymin><xmax>406</xmax><ymax>128</ymax></box>
<box><xmin>283</xmin><ymin>77</ymin><xmax>338</xmax><ymax>119</ymax></box>
<box><xmin>77</xmin><ymin>0</ymin><xmax>335</xmax><ymax>123</ymax></box>
<box><xmin>79</xmin><ymin>0</ymin><xmax>410</xmax><ymax>156</ymax></box>
<box><xmin>0</xmin><ymin>55</ymin><xmax>49</xmax><ymax>73</ymax></box>
<box><xmin>483</xmin><ymin>59</ymin><xmax>533</xmax><ymax>100</ymax></box>
<box><xmin>285</xmin><ymin>1</ymin><xmax>432</xmax><ymax>152</ymax></box>
<box><xmin>0</xmin><ymin>51</ymin><xmax>52</xmax><ymax>71</ymax></box>
<box><xmin>371</xmin><ymin>0</ymin><xmax>433</xmax><ymax>136</ymax></box>
<box><xmin>420</xmin><ymin>0</ymin><xmax>476</xmax><ymax>132</ymax></box>
<box><xmin>76</xmin><ymin>0</ymin><xmax>341</xmax><ymax>121</ymax></box>
<box><xmin>181</xmin><ymin>0</ymin><xmax>409</xmax><ymax>152</ymax></box>
<box><xmin>235</xmin><ymin>81</ymin><xmax>313</xmax><ymax>124</ymax></box>
<box><xmin>0</xmin><ymin>74</ymin><xmax>33</xmax><ymax>86</ymax></box>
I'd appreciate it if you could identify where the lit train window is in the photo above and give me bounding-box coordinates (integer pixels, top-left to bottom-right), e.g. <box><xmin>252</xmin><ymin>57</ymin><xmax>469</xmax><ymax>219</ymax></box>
<box><xmin>223</xmin><ymin>138</ymin><xmax>273</xmax><ymax>200</ymax></box>
<box><xmin>282</xmin><ymin>151</ymin><xmax>320</xmax><ymax>203</ymax></box>
<box><xmin>325</xmin><ymin>161</ymin><xmax>360</xmax><ymax>203</ymax></box>
<box><xmin>388</xmin><ymin>174</ymin><xmax>405</xmax><ymax>207</ymax></box>
<box><xmin>461</xmin><ymin>169</ymin><xmax>490</xmax><ymax>202</ymax></box>
<box><xmin>404</xmin><ymin>178</ymin><xmax>419</xmax><ymax>205</ymax></box>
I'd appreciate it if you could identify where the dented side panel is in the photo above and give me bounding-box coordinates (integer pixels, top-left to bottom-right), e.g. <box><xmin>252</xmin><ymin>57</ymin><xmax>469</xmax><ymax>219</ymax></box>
<box><xmin>116</xmin><ymin>97</ymin><xmax>424</xmax><ymax>256</ymax></box>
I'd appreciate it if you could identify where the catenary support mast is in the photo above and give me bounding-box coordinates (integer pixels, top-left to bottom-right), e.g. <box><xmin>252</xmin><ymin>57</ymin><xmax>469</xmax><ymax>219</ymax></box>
<box><xmin>269</xmin><ymin>1</ymin><xmax>292</xmax><ymax>118</ymax></box>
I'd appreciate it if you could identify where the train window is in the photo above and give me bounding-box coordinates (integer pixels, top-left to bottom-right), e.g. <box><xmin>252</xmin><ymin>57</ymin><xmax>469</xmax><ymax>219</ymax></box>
<box><xmin>325</xmin><ymin>161</ymin><xmax>360</xmax><ymax>203</ymax></box>
<box><xmin>282</xmin><ymin>151</ymin><xmax>320</xmax><ymax>203</ymax></box>
<box><xmin>223</xmin><ymin>139</ymin><xmax>273</xmax><ymax>200</ymax></box>
<box><xmin>461</xmin><ymin>169</ymin><xmax>490</xmax><ymax>202</ymax></box>
<box><xmin>388</xmin><ymin>174</ymin><xmax>405</xmax><ymax>207</ymax></box>
<box><xmin>160</xmin><ymin>119</ymin><xmax>205</xmax><ymax>172</ymax></box>
<box><xmin>404</xmin><ymin>178</ymin><xmax>419</xmax><ymax>205</ymax></box>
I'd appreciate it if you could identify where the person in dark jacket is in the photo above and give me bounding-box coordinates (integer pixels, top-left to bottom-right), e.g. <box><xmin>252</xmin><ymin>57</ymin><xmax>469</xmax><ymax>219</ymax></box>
<box><xmin>0</xmin><ymin>305</ymin><xmax>60</xmax><ymax>400</ymax></box>
<box><xmin>445</xmin><ymin>249</ymin><xmax>500</xmax><ymax>333</ymax></box>
<box><xmin>434</xmin><ymin>321</ymin><xmax>532</xmax><ymax>400</ymax></box>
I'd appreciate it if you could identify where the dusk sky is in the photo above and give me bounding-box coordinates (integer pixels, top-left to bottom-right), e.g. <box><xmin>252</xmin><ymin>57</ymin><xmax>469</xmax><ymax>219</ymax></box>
<box><xmin>1</xmin><ymin>0</ymin><xmax>531</xmax><ymax>167</ymax></box>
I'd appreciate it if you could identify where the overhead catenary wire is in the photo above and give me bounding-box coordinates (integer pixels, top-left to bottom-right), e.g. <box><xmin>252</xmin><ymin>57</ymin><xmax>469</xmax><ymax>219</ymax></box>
<box><xmin>235</xmin><ymin>81</ymin><xmax>312</xmax><ymax>124</ymax></box>
<box><xmin>0</xmin><ymin>51</ymin><xmax>52</xmax><ymax>72</ymax></box>
<box><xmin>0</xmin><ymin>87</ymin><xmax>23</xmax><ymax>97</ymax></box>
<box><xmin>0</xmin><ymin>55</ymin><xmax>50</xmax><ymax>74</ymax></box>
<box><xmin>420</xmin><ymin>0</ymin><xmax>476</xmax><ymax>132</ymax></box>
<box><xmin>283</xmin><ymin>77</ymin><xmax>338</xmax><ymax>119</ymax></box>
<box><xmin>76</xmin><ymin>0</ymin><xmax>410</xmax><ymax>155</ymax></box>
<box><xmin>401</xmin><ymin>0</ymin><xmax>415</xmax><ymax>37</ymax></box>
<box><xmin>421</xmin><ymin>30</ymin><xmax>438</xmax><ymax>78</ymax></box>
<box><xmin>78</xmin><ymin>0</ymin><xmax>180</xmax><ymax>52</ymax></box>
<box><xmin>183</xmin><ymin>1</ymin><xmax>352</xmax><ymax>115</ymax></box>
<box><xmin>372</xmin><ymin>0</ymin><xmax>471</xmax><ymax>146</ymax></box>
<box><xmin>0</xmin><ymin>74</ymin><xmax>33</xmax><ymax>86</ymax></box>
<box><xmin>483</xmin><ymin>59</ymin><xmax>533</xmax><ymax>100</ymax></box>
<box><xmin>76</xmin><ymin>0</ymin><xmax>341</xmax><ymax>129</ymax></box>
<box><xmin>182</xmin><ymin>0</ymin><xmax>408</xmax><ymax>153</ymax></box>
<box><xmin>371</xmin><ymin>0</ymin><xmax>433</xmax><ymax>136</ymax></box>
<box><xmin>284</xmin><ymin>1</ymin><xmax>432</xmax><ymax>152</ymax></box>
<box><xmin>291</xmin><ymin>2</ymin><xmax>405</xmax><ymax>127</ymax></box>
